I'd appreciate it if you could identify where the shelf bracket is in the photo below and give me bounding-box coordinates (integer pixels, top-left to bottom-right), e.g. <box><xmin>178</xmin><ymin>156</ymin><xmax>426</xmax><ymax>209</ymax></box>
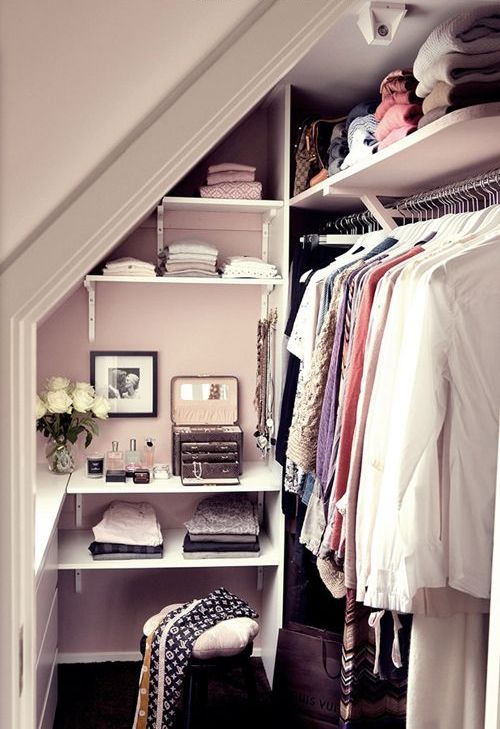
<box><xmin>261</xmin><ymin>208</ymin><xmax>277</xmax><ymax>263</ymax></box>
<box><xmin>256</xmin><ymin>567</ymin><xmax>264</xmax><ymax>592</ymax></box>
<box><xmin>360</xmin><ymin>194</ymin><xmax>398</xmax><ymax>232</ymax></box>
<box><xmin>157</xmin><ymin>202</ymin><xmax>165</xmax><ymax>257</ymax></box>
<box><xmin>75</xmin><ymin>494</ymin><xmax>82</xmax><ymax>528</ymax></box>
<box><xmin>257</xmin><ymin>492</ymin><xmax>264</xmax><ymax>525</ymax></box>
<box><xmin>75</xmin><ymin>570</ymin><xmax>82</xmax><ymax>594</ymax></box>
<box><xmin>84</xmin><ymin>279</ymin><xmax>96</xmax><ymax>341</ymax></box>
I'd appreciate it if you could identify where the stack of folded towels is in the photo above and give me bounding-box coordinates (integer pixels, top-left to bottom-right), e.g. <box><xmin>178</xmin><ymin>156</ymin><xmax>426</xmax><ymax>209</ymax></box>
<box><xmin>374</xmin><ymin>69</ymin><xmax>422</xmax><ymax>149</ymax></box>
<box><xmin>340</xmin><ymin>101</ymin><xmax>379</xmax><ymax>170</ymax></box>
<box><xmin>162</xmin><ymin>240</ymin><xmax>219</xmax><ymax>277</ymax></box>
<box><xmin>89</xmin><ymin>501</ymin><xmax>163</xmax><ymax>560</ymax></box>
<box><xmin>183</xmin><ymin>494</ymin><xmax>260</xmax><ymax>559</ymax></box>
<box><xmin>102</xmin><ymin>257</ymin><xmax>157</xmax><ymax>277</ymax></box>
<box><xmin>199</xmin><ymin>163</ymin><xmax>263</xmax><ymax>200</ymax></box>
<box><xmin>221</xmin><ymin>255</ymin><xmax>279</xmax><ymax>279</ymax></box>
<box><xmin>414</xmin><ymin>6</ymin><xmax>500</xmax><ymax>128</ymax></box>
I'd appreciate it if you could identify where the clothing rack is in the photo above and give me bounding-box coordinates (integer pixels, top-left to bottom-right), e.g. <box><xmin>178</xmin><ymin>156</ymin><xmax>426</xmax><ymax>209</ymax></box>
<box><xmin>394</xmin><ymin>167</ymin><xmax>500</xmax><ymax>221</ymax></box>
<box><xmin>300</xmin><ymin>210</ymin><xmax>381</xmax><ymax>248</ymax></box>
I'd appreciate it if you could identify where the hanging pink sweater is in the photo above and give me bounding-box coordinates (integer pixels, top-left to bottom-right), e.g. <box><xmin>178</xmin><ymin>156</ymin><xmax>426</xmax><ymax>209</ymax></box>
<box><xmin>329</xmin><ymin>247</ymin><xmax>424</xmax><ymax>553</ymax></box>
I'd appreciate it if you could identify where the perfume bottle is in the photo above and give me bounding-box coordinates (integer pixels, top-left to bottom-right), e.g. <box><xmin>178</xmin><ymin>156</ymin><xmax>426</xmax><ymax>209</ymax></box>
<box><xmin>142</xmin><ymin>437</ymin><xmax>156</xmax><ymax>470</ymax></box>
<box><xmin>106</xmin><ymin>440</ymin><xmax>124</xmax><ymax>471</ymax></box>
<box><xmin>125</xmin><ymin>438</ymin><xmax>141</xmax><ymax>478</ymax></box>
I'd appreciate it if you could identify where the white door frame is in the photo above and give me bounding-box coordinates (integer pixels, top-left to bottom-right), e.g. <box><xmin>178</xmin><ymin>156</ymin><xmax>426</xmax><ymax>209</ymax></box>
<box><xmin>0</xmin><ymin>2</ymin><xmax>352</xmax><ymax>726</ymax></box>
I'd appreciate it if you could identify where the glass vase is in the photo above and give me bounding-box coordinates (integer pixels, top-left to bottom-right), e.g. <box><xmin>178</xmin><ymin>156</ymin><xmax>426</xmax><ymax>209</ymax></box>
<box><xmin>45</xmin><ymin>437</ymin><xmax>75</xmax><ymax>475</ymax></box>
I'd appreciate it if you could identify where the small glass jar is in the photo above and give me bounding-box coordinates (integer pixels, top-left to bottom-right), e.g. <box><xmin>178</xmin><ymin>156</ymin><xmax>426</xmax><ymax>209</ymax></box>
<box><xmin>86</xmin><ymin>453</ymin><xmax>104</xmax><ymax>479</ymax></box>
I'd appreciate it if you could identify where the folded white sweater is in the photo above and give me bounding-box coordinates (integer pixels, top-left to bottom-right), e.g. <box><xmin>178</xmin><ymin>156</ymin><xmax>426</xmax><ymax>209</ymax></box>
<box><xmin>168</xmin><ymin>240</ymin><xmax>219</xmax><ymax>256</ymax></box>
<box><xmin>414</xmin><ymin>6</ymin><xmax>500</xmax><ymax>82</ymax></box>
<box><xmin>93</xmin><ymin>501</ymin><xmax>163</xmax><ymax>547</ymax></box>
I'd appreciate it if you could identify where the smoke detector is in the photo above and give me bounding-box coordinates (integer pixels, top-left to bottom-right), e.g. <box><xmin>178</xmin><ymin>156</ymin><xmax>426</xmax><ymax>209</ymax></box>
<box><xmin>357</xmin><ymin>2</ymin><xmax>407</xmax><ymax>45</ymax></box>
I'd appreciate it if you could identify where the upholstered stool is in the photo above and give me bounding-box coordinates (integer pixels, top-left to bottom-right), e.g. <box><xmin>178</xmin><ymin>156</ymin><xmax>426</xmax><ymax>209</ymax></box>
<box><xmin>141</xmin><ymin>603</ymin><xmax>260</xmax><ymax>729</ymax></box>
<box><xmin>181</xmin><ymin>640</ymin><xmax>257</xmax><ymax>729</ymax></box>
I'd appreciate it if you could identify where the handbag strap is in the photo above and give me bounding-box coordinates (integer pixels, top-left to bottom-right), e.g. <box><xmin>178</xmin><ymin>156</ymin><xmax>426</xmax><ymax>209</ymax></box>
<box><xmin>322</xmin><ymin>639</ymin><xmax>342</xmax><ymax>680</ymax></box>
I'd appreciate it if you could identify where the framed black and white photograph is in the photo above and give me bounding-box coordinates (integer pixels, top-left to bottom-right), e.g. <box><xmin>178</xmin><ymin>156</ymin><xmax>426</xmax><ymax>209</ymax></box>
<box><xmin>90</xmin><ymin>351</ymin><xmax>158</xmax><ymax>417</ymax></box>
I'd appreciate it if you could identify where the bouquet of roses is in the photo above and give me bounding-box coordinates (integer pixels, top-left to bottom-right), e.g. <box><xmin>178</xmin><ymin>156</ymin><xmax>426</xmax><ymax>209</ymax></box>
<box><xmin>36</xmin><ymin>377</ymin><xmax>111</xmax><ymax>472</ymax></box>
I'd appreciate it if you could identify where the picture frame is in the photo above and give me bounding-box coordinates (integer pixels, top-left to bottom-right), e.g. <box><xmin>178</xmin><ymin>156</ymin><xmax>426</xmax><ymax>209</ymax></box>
<box><xmin>90</xmin><ymin>351</ymin><xmax>158</xmax><ymax>418</ymax></box>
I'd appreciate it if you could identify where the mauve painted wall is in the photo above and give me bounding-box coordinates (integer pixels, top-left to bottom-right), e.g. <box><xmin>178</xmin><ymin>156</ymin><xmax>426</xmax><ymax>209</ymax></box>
<box><xmin>37</xmin><ymin>208</ymin><xmax>273</xmax><ymax>653</ymax></box>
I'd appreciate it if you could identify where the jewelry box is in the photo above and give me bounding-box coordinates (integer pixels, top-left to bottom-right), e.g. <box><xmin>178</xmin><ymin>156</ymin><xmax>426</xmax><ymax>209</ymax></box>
<box><xmin>171</xmin><ymin>376</ymin><xmax>243</xmax><ymax>485</ymax></box>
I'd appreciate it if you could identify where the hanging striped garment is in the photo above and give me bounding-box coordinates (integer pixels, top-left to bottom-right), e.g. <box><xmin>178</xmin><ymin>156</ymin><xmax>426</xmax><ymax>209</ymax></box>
<box><xmin>340</xmin><ymin>590</ymin><xmax>407</xmax><ymax>729</ymax></box>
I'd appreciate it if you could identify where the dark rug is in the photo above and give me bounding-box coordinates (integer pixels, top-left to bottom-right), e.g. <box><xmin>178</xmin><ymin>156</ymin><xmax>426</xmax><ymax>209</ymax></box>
<box><xmin>53</xmin><ymin>659</ymin><xmax>274</xmax><ymax>729</ymax></box>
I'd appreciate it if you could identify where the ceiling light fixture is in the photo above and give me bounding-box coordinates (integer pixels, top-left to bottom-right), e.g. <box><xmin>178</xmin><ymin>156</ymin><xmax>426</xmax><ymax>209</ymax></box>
<box><xmin>357</xmin><ymin>2</ymin><xmax>407</xmax><ymax>46</ymax></box>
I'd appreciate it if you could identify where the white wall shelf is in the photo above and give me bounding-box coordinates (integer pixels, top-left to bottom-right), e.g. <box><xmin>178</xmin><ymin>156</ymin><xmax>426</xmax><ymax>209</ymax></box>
<box><xmin>290</xmin><ymin>103</ymin><xmax>500</xmax><ymax>218</ymax></box>
<box><xmin>58</xmin><ymin>529</ymin><xmax>278</xmax><ymax>570</ymax></box>
<box><xmin>85</xmin><ymin>274</ymin><xmax>284</xmax><ymax>285</ymax></box>
<box><xmin>160</xmin><ymin>196</ymin><xmax>283</xmax><ymax>214</ymax></box>
<box><xmin>67</xmin><ymin>460</ymin><xmax>281</xmax><ymax>494</ymax></box>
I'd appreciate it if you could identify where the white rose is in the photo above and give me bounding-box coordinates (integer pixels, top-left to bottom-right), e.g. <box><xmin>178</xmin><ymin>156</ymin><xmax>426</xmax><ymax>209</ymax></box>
<box><xmin>73</xmin><ymin>381</ymin><xmax>95</xmax><ymax>396</ymax></box>
<box><xmin>91</xmin><ymin>395</ymin><xmax>111</xmax><ymax>419</ymax></box>
<box><xmin>36</xmin><ymin>395</ymin><xmax>47</xmax><ymax>420</ymax></box>
<box><xmin>46</xmin><ymin>389</ymin><xmax>73</xmax><ymax>414</ymax></box>
<box><xmin>46</xmin><ymin>376</ymin><xmax>70</xmax><ymax>392</ymax></box>
<box><xmin>72</xmin><ymin>388</ymin><xmax>95</xmax><ymax>413</ymax></box>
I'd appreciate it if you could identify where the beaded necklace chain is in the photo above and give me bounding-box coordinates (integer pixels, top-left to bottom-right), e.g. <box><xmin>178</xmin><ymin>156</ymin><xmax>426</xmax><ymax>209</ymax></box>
<box><xmin>254</xmin><ymin>309</ymin><xmax>277</xmax><ymax>457</ymax></box>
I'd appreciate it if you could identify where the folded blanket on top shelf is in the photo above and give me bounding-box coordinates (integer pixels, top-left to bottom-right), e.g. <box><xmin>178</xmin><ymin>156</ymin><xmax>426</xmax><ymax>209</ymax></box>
<box><xmin>103</xmin><ymin>257</ymin><xmax>157</xmax><ymax>277</ymax></box>
<box><xmin>422</xmin><ymin>79</ymin><xmax>500</xmax><ymax>114</ymax></box>
<box><xmin>221</xmin><ymin>256</ymin><xmax>278</xmax><ymax>278</ymax></box>
<box><xmin>200</xmin><ymin>181</ymin><xmax>262</xmax><ymax>200</ymax></box>
<box><xmin>207</xmin><ymin>170</ymin><xmax>256</xmax><ymax>185</ymax></box>
<box><xmin>414</xmin><ymin>6</ymin><xmax>500</xmax><ymax>83</ymax></box>
<box><xmin>416</xmin><ymin>49</ymin><xmax>500</xmax><ymax>97</ymax></box>
<box><xmin>168</xmin><ymin>240</ymin><xmax>218</xmax><ymax>256</ymax></box>
<box><xmin>165</xmin><ymin>261</ymin><xmax>218</xmax><ymax>274</ymax></box>
<box><xmin>207</xmin><ymin>162</ymin><xmax>256</xmax><ymax>174</ymax></box>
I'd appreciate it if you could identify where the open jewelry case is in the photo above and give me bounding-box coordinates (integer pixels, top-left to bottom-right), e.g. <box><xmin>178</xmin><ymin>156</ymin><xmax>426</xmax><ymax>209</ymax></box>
<box><xmin>171</xmin><ymin>375</ymin><xmax>243</xmax><ymax>485</ymax></box>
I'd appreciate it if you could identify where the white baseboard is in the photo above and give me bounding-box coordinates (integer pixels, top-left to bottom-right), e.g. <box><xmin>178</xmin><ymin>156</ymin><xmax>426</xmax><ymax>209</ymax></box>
<box><xmin>58</xmin><ymin>646</ymin><xmax>262</xmax><ymax>664</ymax></box>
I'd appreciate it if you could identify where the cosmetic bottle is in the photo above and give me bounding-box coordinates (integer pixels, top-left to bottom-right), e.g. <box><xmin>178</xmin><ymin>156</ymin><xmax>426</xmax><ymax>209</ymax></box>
<box><xmin>142</xmin><ymin>437</ymin><xmax>156</xmax><ymax>470</ymax></box>
<box><xmin>125</xmin><ymin>438</ymin><xmax>141</xmax><ymax>478</ymax></box>
<box><xmin>106</xmin><ymin>440</ymin><xmax>124</xmax><ymax>471</ymax></box>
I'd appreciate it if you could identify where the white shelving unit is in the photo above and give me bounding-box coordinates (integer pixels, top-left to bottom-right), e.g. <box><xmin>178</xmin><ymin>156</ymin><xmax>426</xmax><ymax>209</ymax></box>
<box><xmin>290</xmin><ymin>103</ymin><xmax>500</xmax><ymax>227</ymax></box>
<box><xmin>84</xmin><ymin>196</ymin><xmax>286</xmax><ymax>340</ymax></box>
<box><xmin>67</xmin><ymin>460</ymin><xmax>281</xmax><ymax>494</ymax></box>
<box><xmin>58</xmin><ymin>529</ymin><xmax>279</xmax><ymax>570</ymax></box>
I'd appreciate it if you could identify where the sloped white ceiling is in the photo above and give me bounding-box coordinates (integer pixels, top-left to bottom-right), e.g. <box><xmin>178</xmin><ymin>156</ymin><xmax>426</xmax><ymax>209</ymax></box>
<box><xmin>0</xmin><ymin>0</ymin><xmax>264</xmax><ymax>262</ymax></box>
<box><xmin>285</xmin><ymin>0</ymin><xmax>500</xmax><ymax>112</ymax></box>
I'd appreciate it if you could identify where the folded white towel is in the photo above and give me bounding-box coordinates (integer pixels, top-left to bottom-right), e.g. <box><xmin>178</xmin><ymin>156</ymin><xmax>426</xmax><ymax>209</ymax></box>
<box><xmin>93</xmin><ymin>501</ymin><xmax>163</xmax><ymax>547</ymax></box>
<box><xmin>105</xmin><ymin>257</ymin><xmax>156</xmax><ymax>272</ymax></box>
<box><xmin>225</xmin><ymin>256</ymin><xmax>275</xmax><ymax>266</ymax></box>
<box><xmin>166</xmin><ymin>261</ymin><xmax>217</xmax><ymax>273</ymax></box>
<box><xmin>207</xmin><ymin>170</ymin><xmax>256</xmax><ymax>185</ymax></box>
<box><xmin>416</xmin><ymin>48</ymin><xmax>500</xmax><ymax>97</ymax></box>
<box><xmin>167</xmin><ymin>252</ymin><xmax>218</xmax><ymax>263</ymax></box>
<box><xmin>414</xmin><ymin>6</ymin><xmax>500</xmax><ymax>82</ymax></box>
<box><xmin>103</xmin><ymin>269</ymin><xmax>157</xmax><ymax>277</ymax></box>
<box><xmin>162</xmin><ymin>270</ymin><xmax>220</xmax><ymax>277</ymax></box>
<box><xmin>168</xmin><ymin>240</ymin><xmax>219</xmax><ymax>256</ymax></box>
<box><xmin>207</xmin><ymin>162</ymin><xmax>256</xmax><ymax>174</ymax></box>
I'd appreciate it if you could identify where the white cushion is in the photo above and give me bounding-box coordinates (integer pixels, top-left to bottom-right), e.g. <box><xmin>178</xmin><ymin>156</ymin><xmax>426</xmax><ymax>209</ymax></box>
<box><xmin>143</xmin><ymin>603</ymin><xmax>259</xmax><ymax>659</ymax></box>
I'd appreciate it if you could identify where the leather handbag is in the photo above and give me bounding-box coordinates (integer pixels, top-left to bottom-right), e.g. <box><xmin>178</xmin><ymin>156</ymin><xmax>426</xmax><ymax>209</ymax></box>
<box><xmin>293</xmin><ymin>117</ymin><xmax>346</xmax><ymax>197</ymax></box>
<box><xmin>272</xmin><ymin>623</ymin><xmax>342</xmax><ymax>728</ymax></box>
